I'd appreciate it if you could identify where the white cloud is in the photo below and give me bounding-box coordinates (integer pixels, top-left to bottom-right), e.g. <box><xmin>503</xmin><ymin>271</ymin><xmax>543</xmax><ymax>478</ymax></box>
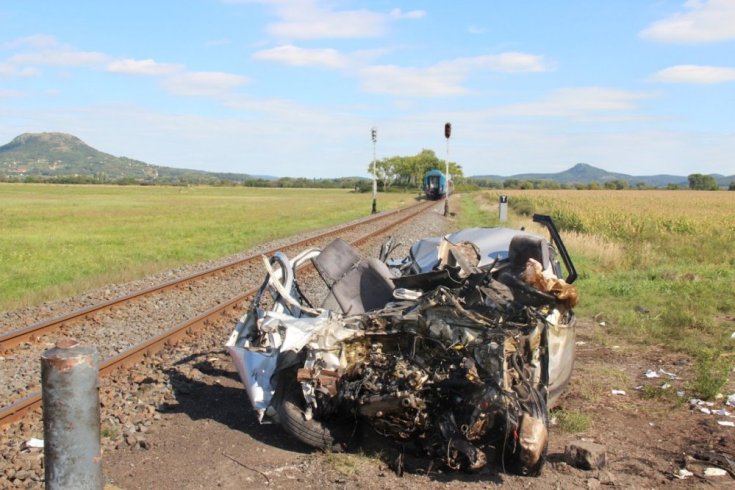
<box><xmin>0</xmin><ymin>63</ymin><xmax>40</xmax><ymax>77</ymax></box>
<box><xmin>441</xmin><ymin>52</ymin><xmax>549</xmax><ymax>74</ymax></box>
<box><xmin>256</xmin><ymin>0</ymin><xmax>423</xmax><ymax>40</ymax></box>
<box><xmin>253</xmin><ymin>45</ymin><xmax>351</xmax><ymax>69</ymax></box>
<box><xmin>650</xmin><ymin>64</ymin><xmax>735</xmax><ymax>84</ymax></box>
<box><xmin>360</xmin><ymin>65</ymin><xmax>467</xmax><ymax>96</ymax></box>
<box><xmin>162</xmin><ymin>71</ymin><xmax>250</xmax><ymax>96</ymax></box>
<box><xmin>359</xmin><ymin>52</ymin><xmax>550</xmax><ymax>97</ymax></box>
<box><xmin>2</xmin><ymin>34</ymin><xmax>58</xmax><ymax>49</ymax></box>
<box><xmin>640</xmin><ymin>0</ymin><xmax>735</xmax><ymax>43</ymax></box>
<box><xmin>107</xmin><ymin>58</ymin><xmax>183</xmax><ymax>76</ymax></box>
<box><xmin>9</xmin><ymin>49</ymin><xmax>108</xmax><ymax>67</ymax></box>
<box><xmin>493</xmin><ymin>87</ymin><xmax>657</xmax><ymax>118</ymax></box>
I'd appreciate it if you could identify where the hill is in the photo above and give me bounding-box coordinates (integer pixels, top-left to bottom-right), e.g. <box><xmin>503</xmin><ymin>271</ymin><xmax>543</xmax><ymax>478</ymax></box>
<box><xmin>0</xmin><ymin>132</ymin><xmax>258</xmax><ymax>184</ymax></box>
<box><xmin>471</xmin><ymin>163</ymin><xmax>733</xmax><ymax>188</ymax></box>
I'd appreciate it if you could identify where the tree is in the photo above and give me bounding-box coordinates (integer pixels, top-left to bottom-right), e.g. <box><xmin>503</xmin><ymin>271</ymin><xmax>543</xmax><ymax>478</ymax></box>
<box><xmin>688</xmin><ymin>173</ymin><xmax>719</xmax><ymax>190</ymax></box>
<box><xmin>366</xmin><ymin>149</ymin><xmax>463</xmax><ymax>190</ymax></box>
<box><xmin>729</xmin><ymin>181</ymin><xmax>735</xmax><ymax>191</ymax></box>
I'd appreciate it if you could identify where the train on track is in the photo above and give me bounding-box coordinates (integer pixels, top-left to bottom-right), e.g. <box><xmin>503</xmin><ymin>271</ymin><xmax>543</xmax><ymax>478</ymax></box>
<box><xmin>423</xmin><ymin>169</ymin><xmax>448</xmax><ymax>200</ymax></box>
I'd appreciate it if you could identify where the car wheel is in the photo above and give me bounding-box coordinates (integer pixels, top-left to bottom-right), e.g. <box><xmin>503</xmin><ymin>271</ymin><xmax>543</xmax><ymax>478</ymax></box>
<box><xmin>277</xmin><ymin>379</ymin><xmax>349</xmax><ymax>452</ymax></box>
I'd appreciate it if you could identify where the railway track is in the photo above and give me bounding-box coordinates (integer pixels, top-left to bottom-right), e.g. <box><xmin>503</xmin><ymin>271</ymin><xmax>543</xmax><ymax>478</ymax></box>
<box><xmin>0</xmin><ymin>200</ymin><xmax>438</xmax><ymax>427</ymax></box>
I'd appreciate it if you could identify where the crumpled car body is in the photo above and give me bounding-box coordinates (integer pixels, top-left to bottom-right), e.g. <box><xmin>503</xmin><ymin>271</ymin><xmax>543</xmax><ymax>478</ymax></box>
<box><xmin>226</xmin><ymin>214</ymin><xmax>578</xmax><ymax>476</ymax></box>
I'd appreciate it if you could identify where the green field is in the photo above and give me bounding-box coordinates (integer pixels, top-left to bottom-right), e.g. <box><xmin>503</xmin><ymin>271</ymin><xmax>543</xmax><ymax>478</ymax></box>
<box><xmin>459</xmin><ymin>190</ymin><xmax>735</xmax><ymax>398</ymax></box>
<box><xmin>0</xmin><ymin>184</ymin><xmax>417</xmax><ymax>309</ymax></box>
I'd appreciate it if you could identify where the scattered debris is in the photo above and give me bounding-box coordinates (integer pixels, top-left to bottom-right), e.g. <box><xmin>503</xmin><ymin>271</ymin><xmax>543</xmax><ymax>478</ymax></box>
<box><xmin>717</xmin><ymin>421</ymin><xmax>734</xmax><ymax>427</ymax></box>
<box><xmin>611</xmin><ymin>390</ymin><xmax>626</xmax><ymax>396</ymax></box>
<box><xmin>704</xmin><ymin>467</ymin><xmax>728</xmax><ymax>477</ymax></box>
<box><xmin>644</xmin><ymin>369</ymin><xmax>659</xmax><ymax>379</ymax></box>
<box><xmin>658</xmin><ymin>369</ymin><xmax>679</xmax><ymax>379</ymax></box>
<box><xmin>672</xmin><ymin>468</ymin><xmax>693</xmax><ymax>479</ymax></box>
<box><xmin>690</xmin><ymin>399</ymin><xmax>715</xmax><ymax>408</ymax></box>
<box><xmin>634</xmin><ymin>305</ymin><xmax>650</xmax><ymax>314</ymax></box>
<box><xmin>23</xmin><ymin>438</ymin><xmax>43</xmax><ymax>449</ymax></box>
<box><xmin>727</xmin><ymin>394</ymin><xmax>735</xmax><ymax>407</ymax></box>
<box><xmin>565</xmin><ymin>441</ymin><xmax>606</xmax><ymax>470</ymax></box>
<box><xmin>693</xmin><ymin>451</ymin><xmax>735</xmax><ymax>478</ymax></box>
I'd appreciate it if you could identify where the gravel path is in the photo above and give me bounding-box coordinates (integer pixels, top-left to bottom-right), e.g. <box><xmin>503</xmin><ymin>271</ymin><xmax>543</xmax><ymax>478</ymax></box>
<box><xmin>0</xmin><ymin>201</ymin><xmax>453</xmax><ymax>488</ymax></box>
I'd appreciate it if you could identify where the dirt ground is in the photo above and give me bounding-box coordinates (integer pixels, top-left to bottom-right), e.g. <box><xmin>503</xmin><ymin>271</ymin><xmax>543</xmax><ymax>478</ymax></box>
<box><xmin>102</xmin><ymin>319</ymin><xmax>735</xmax><ymax>489</ymax></box>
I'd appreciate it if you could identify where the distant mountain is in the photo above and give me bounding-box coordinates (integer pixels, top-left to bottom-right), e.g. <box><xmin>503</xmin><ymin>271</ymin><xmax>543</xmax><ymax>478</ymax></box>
<box><xmin>471</xmin><ymin>163</ymin><xmax>733</xmax><ymax>188</ymax></box>
<box><xmin>0</xmin><ymin>132</ymin><xmax>258</xmax><ymax>183</ymax></box>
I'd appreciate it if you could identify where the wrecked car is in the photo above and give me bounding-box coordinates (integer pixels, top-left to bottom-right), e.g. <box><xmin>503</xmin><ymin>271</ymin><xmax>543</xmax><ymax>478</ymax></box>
<box><xmin>226</xmin><ymin>214</ymin><xmax>578</xmax><ymax>476</ymax></box>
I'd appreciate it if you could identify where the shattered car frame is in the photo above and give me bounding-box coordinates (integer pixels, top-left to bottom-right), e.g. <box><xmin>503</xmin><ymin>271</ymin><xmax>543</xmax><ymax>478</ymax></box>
<box><xmin>226</xmin><ymin>214</ymin><xmax>578</xmax><ymax>476</ymax></box>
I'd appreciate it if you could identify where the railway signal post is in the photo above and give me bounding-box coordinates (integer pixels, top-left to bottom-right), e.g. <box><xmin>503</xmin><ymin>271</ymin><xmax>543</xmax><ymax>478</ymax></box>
<box><xmin>444</xmin><ymin>122</ymin><xmax>451</xmax><ymax>217</ymax></box>
<box><xmin>371</xmin><ymin>127</ymin><xmax>377</xmax><ymax>214</ymax></box>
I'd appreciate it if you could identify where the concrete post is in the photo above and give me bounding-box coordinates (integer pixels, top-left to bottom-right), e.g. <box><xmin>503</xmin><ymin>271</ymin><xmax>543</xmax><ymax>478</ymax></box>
<box><xmin>42</xmin><ymin>338</ymin><xmax>102</xmax><ymax>490</ymax></box>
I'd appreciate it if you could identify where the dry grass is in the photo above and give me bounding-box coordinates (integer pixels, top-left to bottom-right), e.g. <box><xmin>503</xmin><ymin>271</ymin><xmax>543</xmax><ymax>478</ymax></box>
<box><xmin>464</xmin><ymin>189</ymin><xmax>735</xmax><ymax>398</ymax></box>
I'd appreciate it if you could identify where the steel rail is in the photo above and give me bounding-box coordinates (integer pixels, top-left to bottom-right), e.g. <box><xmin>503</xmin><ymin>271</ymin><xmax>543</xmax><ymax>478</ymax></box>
<box><xmin>0</xmin><ymin>200</ymin><xmax>436</xmax><ymax>427</ymax></box>
<box><xmin>0</xmin><ymin>200</ymin><xmax>430</xmax><ymax>352</ymax></box>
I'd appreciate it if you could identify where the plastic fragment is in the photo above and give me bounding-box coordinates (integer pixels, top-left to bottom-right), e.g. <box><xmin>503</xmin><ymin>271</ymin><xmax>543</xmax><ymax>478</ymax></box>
<box><xmin>644</xmin><ymin>369</ymin><xmax>659</xmax><ymax>379</ymax></box>
<box><xmin>661</xmin><ymin>383</ymin><xmax>671</xmax><ymax>390</ymax></box>
<box><xmin>717</xmin><ymin>420</ymin><xmax>734</xmax><ymax>427</ymax></box>
<box><xmin>699</xmin><ymin>407</ymin><xmax>712</xmax><ymax>415</ymax></box>
<box><xmin>611</xmin><ymin>389</ymin><xmax>626</xmax><ymax>396</ymax></box>
<box><xmin>659</xmin><ymin>369</ymin><xmax>679</xmax><ymax>379</ymax></box>
<box><xmin>24</xmin><ymin>438</ymin><xmax>44</xmax><ymax>449</ymax></box>
<box><xmin>712</xmin><ymin>409</ymin><xmax>731</xmax><ymax>417</ymax></box>
<box><xmin>575</xmin><ymin>341</ymin><xmax>586</xmax><ymax>346</ymax></box>
<box><xmin>704</xmin><ymin>467</ymin><xmax>727</xmax><ymax>476</ymax></box>
<box><xmin>690</xmin><ymin>398</ymin><xmax>715</xmax><ymax>407</ymax></box>
<box><xmin>673</xmin><ymin>468</ymin><xmax>693</xmax><ymax>479</ymax></box>
<box><xmin>676</xmin><ymin>390</ymin><xmax>685</xmax><ymax>398</ymax></box>
<box><xmin>727</xmin><ymin>394</ymin><xmax>735</xmax><ymax>407</ymax></box>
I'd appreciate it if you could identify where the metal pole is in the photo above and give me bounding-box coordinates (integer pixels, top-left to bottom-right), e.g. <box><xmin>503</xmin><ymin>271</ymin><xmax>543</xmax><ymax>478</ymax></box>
<box><xmin>444</xmin><ymin>122</ymin><xmax>451</xmax><ymax>217</ymax></box>
<box><xmin>371</xmin><ymin>127</ymin><xmax>377</xmax><ymax>214</ymax></box>
<box><xmin>42</xmin><ymin>338</ymin><xmax>102</xmax><ymax>490</ymax></box>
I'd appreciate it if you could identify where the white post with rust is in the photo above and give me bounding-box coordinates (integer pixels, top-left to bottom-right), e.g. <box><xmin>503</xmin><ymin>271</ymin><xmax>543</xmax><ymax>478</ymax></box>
<box><xmin>42</xmin><ymin>338</ymin><xmax>102</xmax><ymax>490</ymax></box>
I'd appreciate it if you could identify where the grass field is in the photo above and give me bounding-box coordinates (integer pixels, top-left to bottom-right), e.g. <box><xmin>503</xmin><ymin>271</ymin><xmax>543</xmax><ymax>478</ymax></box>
<box><xmin>0</xmin><ymin>184</ymin><xmax>417</xmax><ymax>310</ymax></box>
<box><xmin>459</xmin><ymin>190</ymin><xmax>735</xmax><ymax>398</ymax></box>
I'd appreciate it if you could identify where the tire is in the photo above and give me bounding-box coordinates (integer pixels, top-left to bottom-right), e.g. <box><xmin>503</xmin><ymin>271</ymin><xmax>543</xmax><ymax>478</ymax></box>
<box><xmin>277</xmin><ymin>380</ymin><xmax>347</xmax><ymax>452</ymax></box>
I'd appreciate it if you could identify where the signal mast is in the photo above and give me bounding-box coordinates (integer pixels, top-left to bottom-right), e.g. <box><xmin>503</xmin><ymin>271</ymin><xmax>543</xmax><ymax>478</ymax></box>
<box><xmin>444</xmin><ymin>122</ymin><xmax>451</xmax><ymax>217</ymax></box>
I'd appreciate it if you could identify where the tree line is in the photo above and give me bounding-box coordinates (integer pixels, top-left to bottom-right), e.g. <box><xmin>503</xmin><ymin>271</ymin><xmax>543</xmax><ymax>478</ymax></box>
<box><xmin>366</xmin><ymin>149</ymin><xmax>463</xmax><ymax>191</ymax></box>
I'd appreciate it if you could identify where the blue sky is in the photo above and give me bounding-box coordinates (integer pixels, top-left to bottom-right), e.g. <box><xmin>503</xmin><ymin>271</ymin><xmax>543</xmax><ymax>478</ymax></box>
<box><xmin>1</xmin><ymin>0</ymin><xmax>734</xmax><ymax>178</ymax></box>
